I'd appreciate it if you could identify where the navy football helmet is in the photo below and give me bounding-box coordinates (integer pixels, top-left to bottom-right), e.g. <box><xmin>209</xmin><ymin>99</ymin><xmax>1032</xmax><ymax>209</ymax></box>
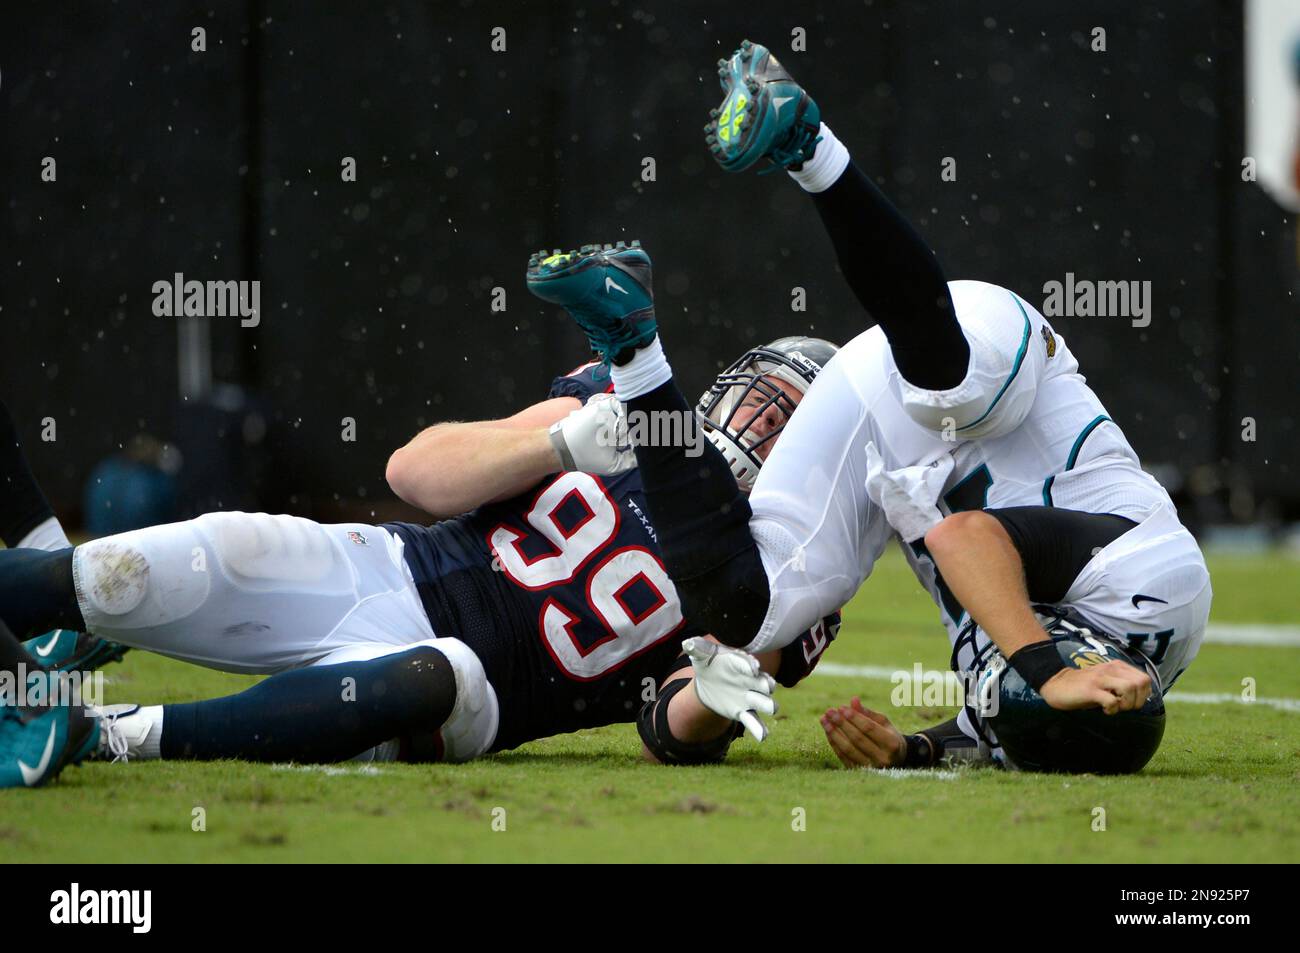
<box><xmin>696</xmin><ymin>335</ymin><xmax>838</xmax><ymax>492</ymax></box>
<box><xmin>979</xmin><ymin>611</ymin><xmax>1167</xmax><ymax>774</ymax></box>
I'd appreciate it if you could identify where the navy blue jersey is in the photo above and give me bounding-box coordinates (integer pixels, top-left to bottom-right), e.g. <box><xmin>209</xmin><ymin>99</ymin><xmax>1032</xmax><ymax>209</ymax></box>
<box><xmin>547</xmin><ymin>359</ymin><xmax>615</xmax><ymax>402</ymax></box>
<box><xmin>386</xmin><ymin>364</ymin><xmax>836</xmax><ymax>752</ymax></box>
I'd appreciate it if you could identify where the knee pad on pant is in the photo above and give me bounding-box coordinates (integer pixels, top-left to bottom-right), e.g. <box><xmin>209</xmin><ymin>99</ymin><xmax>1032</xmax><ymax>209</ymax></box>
<box><xmin>74</xmin><ymin>525</ymin><xmax>215</xmax><ymax>631</ymax></box>
<box><xmin>74</xmin><ymin>512</ymin><xmax>355</xmax><ymax>632</ymax></box>
<box><xmin>77</xmin><ymin>520</ymin><xmax>236</xmax><ymax>631</ymax></box>
<box><xmin>73</xmin><ymin>538</ymin><xmax>151</xmax><ymax>619</ymax></box>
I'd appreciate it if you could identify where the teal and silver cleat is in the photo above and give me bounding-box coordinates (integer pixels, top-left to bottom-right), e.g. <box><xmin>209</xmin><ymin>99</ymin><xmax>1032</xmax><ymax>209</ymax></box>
<box><xmin>22</xmin><ymin>629</ymin><xmax>129</xmax><ymax>673</ymax></box>
<box><xmin>0</xmin><ymin>701</ymin><xmax>97</xmax><ymax>788</ymax></box>
<box><xmin>705</xmin><ymin>39</ymin><xmax>822</xmax><ymax>173</ymax></box>
<box><xmin>526</xmin><ymin>241</ymin><xmax>658</xmax><ymax>367</ymax></box>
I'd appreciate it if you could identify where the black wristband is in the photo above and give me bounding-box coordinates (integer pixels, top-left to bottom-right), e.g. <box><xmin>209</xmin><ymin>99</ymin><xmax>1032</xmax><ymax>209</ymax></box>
<box><xmin>902</xmin><ymin>733</ymin><xmax>935</xmax><ymax>768</ymax></box>
<box><xmin>1007</xmin><ymin>640</ymin><xmax>1067</xmax><ymax>691</ymax></box>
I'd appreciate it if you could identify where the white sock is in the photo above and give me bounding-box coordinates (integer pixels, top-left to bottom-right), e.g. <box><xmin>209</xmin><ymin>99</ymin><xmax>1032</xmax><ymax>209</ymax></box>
<box><xmin>135</xmin><ymin>706</ymin><xmax>165</xmax><ymax>759</ymax></box>
<box><xmin>17</xmin><ymin>515</ymin><xmax>71</xmax><ymax>552</ymax></box>
<box><xmin>610</xmin><ymin>336</ymin><xmax>673</xmax><ymax>401</ymax></box>
<box><xmin>788</xmin><ymin>122</ymin><xmax>850</xmax><ymax>193</ymax></box>
<box><xmin>99</xmin><ymin>705</ymin><xmax>166</xmax><ymax>761</ymax></box>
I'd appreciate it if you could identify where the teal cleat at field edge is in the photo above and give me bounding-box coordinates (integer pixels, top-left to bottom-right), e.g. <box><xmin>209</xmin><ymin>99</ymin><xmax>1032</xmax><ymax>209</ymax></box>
<box><xmin>1</xmin><ymin>702</ymin><xmax>98</xmax><ymax>789</ymax></box>
<box><xmin>22</xmin><ymin>629</ymin><xmax>130</xmax><ymax>674</ymax></box>
<box><xmin>526</xmin><ymin>241</ymin><xmax>658</xmax><ymax>369</ymax></box>
<box><xmin>705</xmin><ymin>39</ymin><xmax>822</xmax><ymax>173</ymax></box>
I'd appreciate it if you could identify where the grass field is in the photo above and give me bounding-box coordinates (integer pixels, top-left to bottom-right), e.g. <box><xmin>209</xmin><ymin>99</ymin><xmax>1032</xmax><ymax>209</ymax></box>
<box><xmin>5</xmin><ymin>545</ymin><xmax>1298</xmax><ymax>863</ymax></box>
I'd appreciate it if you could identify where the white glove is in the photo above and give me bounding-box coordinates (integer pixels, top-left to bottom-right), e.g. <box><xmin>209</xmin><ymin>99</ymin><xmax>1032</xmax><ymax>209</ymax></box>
<box><xmin>548</xmin><ymin>393</ymin><xmax>636</xmax><ymax>475</ymax></box>
<box><xmin>681</xmin><ymin>637</ymin><xmax>778</xmax><ymax>742</ymax></box>
<box><xmin>864</xmin><ymin>442</ymin><xmax>955</xmax><ymax>543</ymax></box>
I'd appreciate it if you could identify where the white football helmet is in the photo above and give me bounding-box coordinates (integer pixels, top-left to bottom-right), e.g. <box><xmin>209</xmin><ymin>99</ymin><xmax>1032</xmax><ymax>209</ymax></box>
<box><xmin>696</xmin><ymin>335</ymin><xmax>838</xmax><ymax>493</ymax></box>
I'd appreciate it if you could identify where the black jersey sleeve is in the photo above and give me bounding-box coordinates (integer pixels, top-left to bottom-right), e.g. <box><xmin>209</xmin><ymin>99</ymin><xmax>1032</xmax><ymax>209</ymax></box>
<box><xmin>548</xmin><ymin>361</ymin><xmax>616</xmax><ymax>404</ymax></box>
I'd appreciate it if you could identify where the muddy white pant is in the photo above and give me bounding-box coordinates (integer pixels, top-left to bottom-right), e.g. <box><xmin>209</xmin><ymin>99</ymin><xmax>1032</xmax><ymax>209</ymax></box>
<box><xmin>72</xmin><ymin>511</ymin><xmax>498</xmax><ymax>760</ymax></box>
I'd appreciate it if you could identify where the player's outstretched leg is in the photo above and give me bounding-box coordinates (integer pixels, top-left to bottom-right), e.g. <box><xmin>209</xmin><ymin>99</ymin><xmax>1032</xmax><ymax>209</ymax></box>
<box><xmin>0</xmin><ymin>547</ymin><xmax>86</xmax><ymax>640</ymax></box>
<box><xmin>2</xmin><ymin>548</ymin><xmax>130</xmax><ymax>675</ymax></box>
<box><xmin>704</xmin><ymin>38</ymin><xmax>823</xmax><ymax>172</ymax></box>
<box><xmin>706</xmin><ymin>39</ymin><xmax>969</xmax><ymax>391</ymax></box>
<box><xmin>527</xmin><ymin>244</ymin><xmax>771</xmax><ymax>648</ymax></box>
<box><xmin>0</xmin><ymin>620</ymin><xmax>99</xmax><ymax>787</ymax></box>
<box><xmin>0</xmin><ymin>397</ymin><xmax>72</xmax><ymax>553</ymax></box>
<box><xmin>525</xmin><ymin>241</ymin><xmax>658</xmax><ymax>370</ymax></box>
<box><xmin>83</xmin><ymin>646</ymin><xmax>459</xmax><ymax>764</ymax></box>
<box><xmin>1</xmin><ymin>397</ymin><xmax>130</xmax><ymax>672</ymax></box>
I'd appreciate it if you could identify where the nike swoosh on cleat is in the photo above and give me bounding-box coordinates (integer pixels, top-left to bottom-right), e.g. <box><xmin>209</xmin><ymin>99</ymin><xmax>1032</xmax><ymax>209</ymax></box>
<box><xmin>773</xmin><ymin>95</ymin><xmax>794</xmax><ymax>113</ymax></box>
<box><xmin>18</xmin><ymin>721</ymin><xmax>58</xmax><ymax>787</ymax></box>
<box><xmin>1131</xmin><ymin>594</ymin><xmax>1169</xmax><ymax>608</ymax></box>
<box><xmin>33</xmin><ymin>635</ymin><xmax>60</xmax><ymax>658</ymax></box>
<box><xmin>604</xmin><ymin>276</ymin><xmax>629</xmax><ymax>295</ymax></box>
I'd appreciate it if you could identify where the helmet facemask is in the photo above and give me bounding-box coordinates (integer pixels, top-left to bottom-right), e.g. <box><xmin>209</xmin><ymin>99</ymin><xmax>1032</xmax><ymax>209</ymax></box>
<box><xmin>696</xmin><ymin>347</ymin><xmax>819</xmax><ymax>493</ymax></box>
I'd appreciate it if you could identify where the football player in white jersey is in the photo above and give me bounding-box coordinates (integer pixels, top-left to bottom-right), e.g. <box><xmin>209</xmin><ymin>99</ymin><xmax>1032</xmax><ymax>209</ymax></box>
<box><xmin>539</xmin><ymin>41</ymin><xmax>1211</xmax><ymax>773</ymax></box>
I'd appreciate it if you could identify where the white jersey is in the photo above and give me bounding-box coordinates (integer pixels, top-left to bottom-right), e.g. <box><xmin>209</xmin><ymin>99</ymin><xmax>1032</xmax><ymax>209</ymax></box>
<box><xmin>746</xmin><ymin>280</ymin><xmax>1211</xmax><ymax>690</ymax></box>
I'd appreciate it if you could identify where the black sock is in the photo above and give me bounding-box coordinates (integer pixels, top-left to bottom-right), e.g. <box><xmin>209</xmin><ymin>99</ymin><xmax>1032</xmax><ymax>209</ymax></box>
<box><xmin>0</xmin><ymin>399</ymin><xmax>59</xmax><ymax>547</ymax></box>
<box><xmin>160</xmin><ymin>646</ymin><xmax>458</xmax><ymax>763</ymax></box>
<box><xmin>626</xmin><ymin>380</ymin><xmax>770</xmax><ymax>648</ymax></box>
<box><xmin>812</xmin><ymin>161</ymin><xmax>969</xmax><ymax>389</ymax></box>
<box><xmin>0</xmin><ymin>548</ymin><xmax>84</xmax><ymax>639</ymax></box>
<box><xmin>0</xmin><ymin>619</ymin><xmax>41</xmax><ymax>673</ymax></box>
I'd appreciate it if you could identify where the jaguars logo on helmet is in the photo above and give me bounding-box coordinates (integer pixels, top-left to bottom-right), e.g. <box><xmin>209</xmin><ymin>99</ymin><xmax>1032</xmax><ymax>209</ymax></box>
<box><xmin>982</xmin><ymin>611</ymin><xmax>1166</xmax><ymax>775</ymax></box>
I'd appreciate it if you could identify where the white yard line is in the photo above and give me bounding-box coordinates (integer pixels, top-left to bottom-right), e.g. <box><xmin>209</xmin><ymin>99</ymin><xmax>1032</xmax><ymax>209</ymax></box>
<box><xmin>871</xmin><ymin>767</ymin><xmax>961</xmax><ymax>780</ymax></box>
<box><xmin>812</xmin><ymin>663</ymin><xmax>1300</xmax><ymax>712</ymax></box>
<box><xmin>815</xmin><ymin>663</ymin><xmax>908</xmax><ymax>680</ymax></box>
<box><xmin>1162</xmin><ymin>692</ymin><xmax>1300</xmax><ymax>713</ymax></box>
<box><xmin>1203</xmin><ymin>623</ymin><xmax>1300</xmax><ymax>647</ymax></box>
<box><xmin>269</xmin><ymin>764</ymin><xmax>388</xmax><ymax>776</ymax></box>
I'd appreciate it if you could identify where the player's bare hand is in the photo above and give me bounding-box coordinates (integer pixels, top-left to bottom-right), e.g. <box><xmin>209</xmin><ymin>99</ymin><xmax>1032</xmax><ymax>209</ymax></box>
<box><xmin>820</xmin><ymin>697</ymin><xmax>906</xmax><ymax>768</ymax></box>
<box><xmin>1039</xmin><ymin>661</ymin><xmax>1152</xmax><ymax>714</ymax></box>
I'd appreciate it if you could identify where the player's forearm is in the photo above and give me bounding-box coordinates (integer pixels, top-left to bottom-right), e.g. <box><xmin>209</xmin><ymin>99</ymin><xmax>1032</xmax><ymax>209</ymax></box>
<box><xmin>639</xmin><ymin>676</ymin><xmax>736</xmax><ymax>765</ymax></box>
<box><xmin>922</xmin><ymin>511</ymin><xmax>1048</xmax><ymax>657</ymax></box>
<box><xmin>387</xmin><ymin>423</ymin><xmax>560</xmax><ymax>518</ymax></box>
<box><xmin>667</xmin><ymin>678</ymin><xmax>735</xmax><ymax>742</ymax></box>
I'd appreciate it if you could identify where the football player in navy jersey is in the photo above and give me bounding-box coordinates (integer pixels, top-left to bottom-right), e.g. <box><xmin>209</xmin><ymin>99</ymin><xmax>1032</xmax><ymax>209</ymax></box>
<box><xmin>0</xmin><ymin>335</ymin><xmax>841</xmax><ymax>785</ymax></box>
